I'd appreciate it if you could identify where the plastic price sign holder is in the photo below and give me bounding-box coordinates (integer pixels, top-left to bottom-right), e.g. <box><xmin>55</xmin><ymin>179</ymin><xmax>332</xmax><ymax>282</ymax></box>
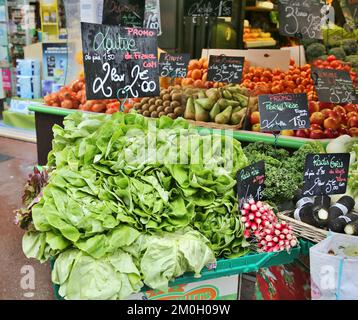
<box><xmin>311</xmin><ymin>68</ymin><xmax>358</xmax><ymax>104</ymax></box>
<box><xmin>302</xmin><ymin>153</ymin><xmax>351</xmax><ymax>197</ymax></box>
<box><xmin>183</xmin><ymin>0</ymin><xmax>232</xmax><ymax>17</ymax></box>
<box><xmin>81</xmin><ymin>22</ymin><xmax>160</xmax><ymax>101</ymax></box>
<box><xmin>102</xmin><ymin>0</ymin><xmax>145</xmax><ymax>27</ymax></box>
<box><xmin>278</xmin><ymin>0</ymin><xmax>325</xmax><ymax>40</ymax></box>
<box><xmin>207</xmin><ymin>55</ymin><xmax>244</xmax><ymax>84</ymax></box>
<box><xmin>237</xmin><ymin>161</ymin><xmax>265</xmax><ymax>209</ymax></box>
<box><xmin>159</xmin><ymin>53</ymin><xmax>190</xmax><ymax>78</ymax></box>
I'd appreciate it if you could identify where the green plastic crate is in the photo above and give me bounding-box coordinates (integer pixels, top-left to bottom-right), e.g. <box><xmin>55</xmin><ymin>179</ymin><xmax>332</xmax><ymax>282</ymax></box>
<box><xmin>51</xmin><ymin>245</ymin><xmax>301</xmax><ymax>300</ymax></box>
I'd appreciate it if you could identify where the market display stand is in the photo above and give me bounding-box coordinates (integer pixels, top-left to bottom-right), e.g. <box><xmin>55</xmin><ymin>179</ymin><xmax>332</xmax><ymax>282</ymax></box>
<box><xmin>29</xmin><ymin>104</ymin><xmax>331</xmax><ymax>165</ymax></box>
<box><xmin>52</xmin><ymin>245</ymin><xmax>302</xmax><ymax>300</ymax></box>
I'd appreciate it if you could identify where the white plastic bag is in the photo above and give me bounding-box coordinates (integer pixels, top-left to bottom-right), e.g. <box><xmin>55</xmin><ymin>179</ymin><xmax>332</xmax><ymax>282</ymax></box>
<box><xmin>310</xmin><ymin>233</ymin><xmax>358</xmax><ymax>300</ymax></box>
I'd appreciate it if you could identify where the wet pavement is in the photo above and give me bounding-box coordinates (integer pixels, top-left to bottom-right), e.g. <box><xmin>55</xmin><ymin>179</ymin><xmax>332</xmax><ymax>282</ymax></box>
<box><xmin>0</xmin><ymin>137</ymin><xmax>54</xmax><ymax>300</ymax></box>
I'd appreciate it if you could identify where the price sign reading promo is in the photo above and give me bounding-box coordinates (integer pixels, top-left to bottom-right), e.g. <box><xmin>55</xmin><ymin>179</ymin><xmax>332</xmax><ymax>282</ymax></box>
<box><xmin>102</xmin><ymin>0</ymin><xmax>145</xmax><ymax>27</ymax></box>
<box><xmin>207</xmin><ymin>55</ymin><xmax>244</xmax><ymax>84</ymax></box>
<box><xmin>237</xmin><ymin>161</ymin><xmax>265</xmax><ymax>206</ymax></box>
<box><xmin>311</xmin><ymin>68</ymin><xmax>358</xmax><ymax>104</ymax></box>
<box><xmin>81</xmin><ymin>23</ymin><xmax>160</xmax><ymax>100</ymax></box>
<box><xmin>258</xmin><ymin>93</ymin><xmax>310</xmax><ymax>131</ymax></box>
<box><xmin>159</xmin><ymin>53</ymin><xmax>190</xmax><ymax>78</ymax></box>
<box><xmin>302</xmin><ymin>153</ymin><xmax>350</xmax><ymax>196</ymax></box>
<box><xmin>278</xmin><ymin>0</ymin><xmax>325</xmax><ymax>39</ymax></box>
<box><xmin>184</xmin><ymin>0</ymin><xmax>232</xmax><ymax>17</ymax></box>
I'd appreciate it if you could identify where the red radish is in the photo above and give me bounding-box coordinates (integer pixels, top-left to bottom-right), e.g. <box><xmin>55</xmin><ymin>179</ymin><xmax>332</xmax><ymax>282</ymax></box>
<box><xmin>244</xmin><ymin>229</ymin><xmax>251</xmax><ymax>238</ymax></box>
<box><xmin>256</xmin><ymin>201</ymin><xmax>263</xmax><ymax>208</ymax></box>
<box><xmin>249</xmin><ymin>199</ymin><xmax>255</xmax><ymax>205</ymax></box>
<box><xmin>267</xmin><ymin>241</ymin><xmax>274</xmax><ymax>247</ymax></box>
<box><xmin>249</xmin><ymin>213</ymin><xmax>255</xmax><ymax>220</ymax></box>
<box><xmin>287</xmin><ymin>234</ymin><xmax>293</xmax><ymax>240</ymax></box>
<box><xmin>265</xmin><ymin>235</ymin><xmax>272</xmax><ymax>241</ymax></box>
<box><xmin>241</xmin><ymin>209</ymin><xmax>248</xmax><ymax>215</ymax></box>
<box><xmin>280</xmin><ymin>234</ymin><xmax>285</xmax><ymax>240</ymax></box>
<box><xmin>251</xmin><ymin>223</ymin><xmax>258</xmax><ymax>231</ymax></box>
<box><xmin>279</xmin><ymin>240</ymin><xmax>284</xmax><ymax>246</ymax></box>
<box><xmin>261</xmin><ymin>240</ymin><xmax>267</xmax><ymax>246</ymax></box>
<box><xmin>255</xmin><ymin>218</ymin><xmax>262</xmax><ymax>225</ymax></box>
<box><xmin>274</xmin><ymin>230</ymin><xmax>281</xmax><ymax>236</ymax></box>
<box><xmin>275</xmin><ymin>223</ymin><xmax>282</xmax><ymax>229</ymax></box>
<box><xmin>241</xmin><ymin>216</ymin><xmax>247</xmax><ymax>222</ymax></box>
<box><xmin>245</xmin><ymin>222</ymin><xmax>251</xmax><ymax>228</ymax></box>
<box><xmin>250</xmin><ymin>204</ymin><xmax>258</xmax><ymax>212</ymax></box>
<box><xmin>290</xmin><ymin>239</ymin><xmax>297</xmax><ymax>247</ymax></box>
<box><xmin>243</xmin><ymin>203</ymin><xmax>250</xmax><ymax>210</ymax></box>
<box><xmin>256</xmin><ymin>212</ymin><xmax>262</xmax><ymax>217</ymax></box>
<box><xmin>273</xmin><ymin>236</ymin><xmax>278</xmax><ymax>243</ymax></box>
<box><xmin>283</xmin><ymin>228</ymin><xmax>289</xmax><ymax>234</ymax></box>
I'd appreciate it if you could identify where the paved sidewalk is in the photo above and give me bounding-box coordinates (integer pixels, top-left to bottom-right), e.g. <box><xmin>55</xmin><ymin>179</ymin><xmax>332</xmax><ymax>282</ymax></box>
<box><xmin>0</xmin><ymin>137</ymin><xmax>53</xmax><ymax>300</ymax></box>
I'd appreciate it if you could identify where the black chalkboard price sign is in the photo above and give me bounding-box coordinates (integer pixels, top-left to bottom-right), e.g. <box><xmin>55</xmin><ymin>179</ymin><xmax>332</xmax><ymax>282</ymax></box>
<box><xmin>302</xmin><ymin>153</ymin><xmax>351</xmax><ymax>196</ymax></box>
<box><xmin>184</xmin><ymin>0</ymin><xmax>232</xmax><ymax>17</ymax></box>
<box><xmin>258</xmin><ymin>93</ymin><xmax>310</xmax><ymax>131</ymax></box>
<box><xmin>159</xmin><ymin>53</ymin><xmax>190</xmax><ymax>78</ymax></box>
<box><xmin>278</xmin><ymin>0</ymin><xmax>325</xmax><ymax>39</ymax></box>
<box><xmin>237</xmin><ymin>161</ymin><xmax>265</xmax><ymax>206</ymax></box>
<box><xmin>81</xmin><ymin>22</ymin><xmax>160</xmax><ymax>100</ymax></box>
<box><xmin>311</xmin><ymin>68</ymin><xmax>358</xmax><ymax>104</ymax></box>
<box><xmin>102</xmin><ymin>0</ymin><xmax>145</xmax><ymax>27</ymax></box>
<box><xmin>207</xmin><ymin>55</ymin><xmax>244</xmax><ymax>84</ymax></box>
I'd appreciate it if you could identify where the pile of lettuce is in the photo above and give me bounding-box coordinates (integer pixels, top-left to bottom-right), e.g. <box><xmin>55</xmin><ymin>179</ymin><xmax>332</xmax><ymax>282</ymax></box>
<box><xmin>22</xmin><ymin>112</ymin><xmax>249</xmax><ymax>299</ymax></box>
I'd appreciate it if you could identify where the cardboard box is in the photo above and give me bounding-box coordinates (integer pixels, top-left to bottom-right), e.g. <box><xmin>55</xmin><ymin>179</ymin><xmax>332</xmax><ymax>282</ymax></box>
<box><xmin>128</xmin><ymin>275</ymin><xmax>239</xmax><ymax>300</ymax></box>
<box><xmin>202</xmin><ymin>49</ymin><xmax>291</xmax><ymax>71</ymax></box>
<box><xmin>16</xmin><ymin>75</ymin><xmax>41</xmax><ymax>99</ymax></box>
<box><xmin>16</xmin><ymin>59</ymin><xmax>41</xmax><ymax>77</ymax></box>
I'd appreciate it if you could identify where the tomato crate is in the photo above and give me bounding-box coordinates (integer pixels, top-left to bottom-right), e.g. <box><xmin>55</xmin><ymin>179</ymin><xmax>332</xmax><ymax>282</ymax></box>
<box><xmin>51</xmin><ymin>245</ymin><xmax>301</xmax><ymax>300</ymax></box>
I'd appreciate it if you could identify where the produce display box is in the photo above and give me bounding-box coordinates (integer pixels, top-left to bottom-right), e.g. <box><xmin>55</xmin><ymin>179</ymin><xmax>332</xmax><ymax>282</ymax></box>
<box><xmin>279</xmin><ymin>210</ymin><xmax>358</xmax><ymax>244</ymax></box>
<box><xmin>51</xmin><ymin>245</ymin><xmax>301</xmax><ymax>300</ymax></box>
<box><xmin>29</xmin><ymin>104</ymin><xmax>332</xmax><ymax>165</ymax></box>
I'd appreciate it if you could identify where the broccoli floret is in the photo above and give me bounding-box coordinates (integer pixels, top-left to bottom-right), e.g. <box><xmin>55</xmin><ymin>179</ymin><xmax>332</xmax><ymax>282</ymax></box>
<box><xmin>342</xmin><ymin>39</ymin><xmax>358</xmax><ymax>56</ymax></box>
<box><xmin>328</xmin><ymin>47</ymin><xmax>346</xmax><ymax>60</ymax></box>
<box><xmin>301</xmin><ymin>38</ymin><xmax>318</xmax><ymax>48</ymax></box>
<box><xmin>305</xmin><ymin>43</ymin><xmax>327</xmax><ymax>62</ymax></box>
<box><xmin>345</xmin><ymin>55</ymin><xmax>358</xmax><ymax>69</ymax></box>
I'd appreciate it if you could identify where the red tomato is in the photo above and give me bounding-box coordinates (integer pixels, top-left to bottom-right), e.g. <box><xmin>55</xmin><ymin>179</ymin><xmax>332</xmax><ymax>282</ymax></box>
<box><xmin>327</xmin><ymin>55</ymin><xmax>337</xmax><ymax>62</ymax></box>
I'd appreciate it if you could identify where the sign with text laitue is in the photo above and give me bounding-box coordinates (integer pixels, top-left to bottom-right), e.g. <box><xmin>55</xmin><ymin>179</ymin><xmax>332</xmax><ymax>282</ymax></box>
<box><xmin>302</xmin><ymin>153</ymin><xmax>350</xmax><ymax>196</ymax></box>
<box><xmin>159</xmin><ymin>53</ymin><xmax>190</xmax><ymax>78</ymax></box>
<box><xmin>81</xmin><ymin>22</ymin><xmax>160</xmax><ymax>100</ymax></box>
<box><xmin>258</xmin><ymin>93</ymin><xmax>310</xmax><ymax>131</ymax></box>
<box><xmin>237</xmin><ymin>161</ymin><xmax>265</xmax><ymax>207</ymax></box>
<box><xmin>311</xmin><ymin>68</ymin><xmax>358</xmax><ymax>104</ymax></box>
<box><xmin>207</xmin><ymin>55</ymin><xmax>244</xmax><ymax>84</ymax></box>
<box><xmin>278</xmin><ymin>0</ymin><xmax>325</xmax><ymax>39</ymax></box>
<box><xmin>102</xmin><ymin>0</ymin><xmax>145</xmax><ymax>27</ymax></box>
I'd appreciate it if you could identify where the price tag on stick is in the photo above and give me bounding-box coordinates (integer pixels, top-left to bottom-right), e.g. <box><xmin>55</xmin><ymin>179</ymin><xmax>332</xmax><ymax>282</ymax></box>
<box><xmin>258</xmin><ymin>93</ymin><xmax>310</xmax><ymax>131</ymax></box>
<box><xmin>207</xmin><ymin>55</ymin><xmax>244</xmax><ymax>84</ymax></box>
<box><xmin>81</xmin><ymin>22</ymin><xmax>160</xmax><ymax>100</ymax></box>
<box><xmin>159</xmin><ymin>53</ymin><xmax>190</xmax><ymax>78</ymax></box>
<box><xmin>237</xmin><ymin>161</ymin><xmax>265</xmax><ymax>207</ymax></box>
<box><xmin>102</xmin><ymin>0</ymin><xmax>145</xmax><ymax>27</ymax></box>
<box><xmin>278</xmin><ymin>0</ymin><xmax>325</xmax><ymax>39</ymax></box>
<box><xmin>302</xmin><ymin>153</ymin><xmax>350</xmax><ymax>196</ymax></box>
<box><xmin>311</xmin><ymin>68</ymin><xmax>358</xmax><ymax>104</ymax></box>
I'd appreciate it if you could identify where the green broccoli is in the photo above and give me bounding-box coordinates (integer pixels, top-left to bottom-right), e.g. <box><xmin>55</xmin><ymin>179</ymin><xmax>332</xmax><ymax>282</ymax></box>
<box><xmin>328</xmin><ymin>47</ymin><xmax>346</xmax><ymax>60</ymax></box>
<box><xmin>342</xmin><ymin>39</ymin><xmax>358</xmax><ymax>56</ymax></box>
<box><xmin>345</xmin><ymin>55</ymin><xmax>358</xmax><ymax>69</ymax></box>
<box><xmin>301</xmin><ymin>38</ymin><xmax>318</xmax><ymax>49</ymax></box>
<box><xmin>305</xmin><ymin>43</ymin><xmax>327</xmax><ymax>62</ymax></box>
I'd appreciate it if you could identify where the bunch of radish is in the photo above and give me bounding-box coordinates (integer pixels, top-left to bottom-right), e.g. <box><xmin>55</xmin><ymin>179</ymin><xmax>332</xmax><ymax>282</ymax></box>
<box><xmin>240</xmin><ymin>199</ymin><xmax>297</xmax><ymax>252</ymax></box>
